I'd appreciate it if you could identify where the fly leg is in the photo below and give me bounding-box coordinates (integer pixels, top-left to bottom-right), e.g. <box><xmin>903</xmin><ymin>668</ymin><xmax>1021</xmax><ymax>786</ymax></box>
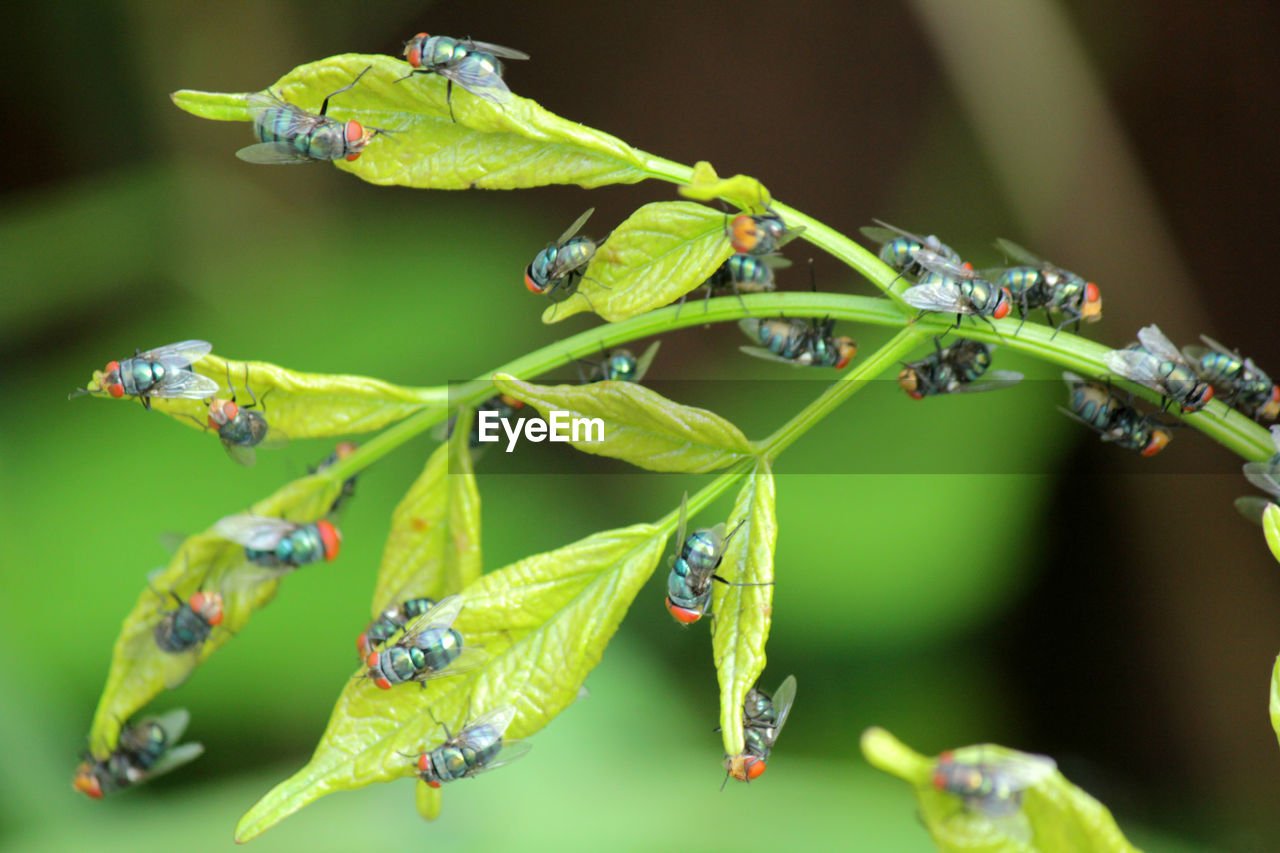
<box><xmin>319</xmin><ymin>65</ymin><xmax>371</xmax><ymax>116</ymax></box>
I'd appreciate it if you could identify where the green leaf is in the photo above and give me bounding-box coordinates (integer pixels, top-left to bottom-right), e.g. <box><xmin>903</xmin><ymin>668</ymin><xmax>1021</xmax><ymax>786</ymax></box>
<box><xmin>1263</xmin><ymin>503</ymin><xmax>1280</xmax><ymax>564</ymax></box>
<box><xmin>415</xmin><ymin>780</ymin><xmax>442</xmax><ymax>822</ymax></box>
<box><xmin>542</xmin><ymin>201</ymin><xmax>733</xmax><ymax>323</ymax></box>
<box><xmin>677</xmin><ymin>160</ymin><xmax>772</xmax><ymax>211</ymax></box>
<box><xmin>861</xmin><ymin>728</ymin><xmax>1141</xmax><ymax>853</ymax></box>
<box><xmin>235</xmin><ymin>521</ymin><xmax>671</xmax><ymax>842</ymax></box>
<box><xmin>711</xmin><ymin>459</ymin><xmax>777</xmax><ymax>758</ymax></box>
<box><xmin>88</xmin><ymin>474</ymin><xmax>343</xmax><ymax>757</ymax></box>
<box><xmin>1271</xmin><ymin>655</ymin><xmax>1280</xmax><ymax>750</ymax></box>
<box><xmin>81</xmin><ymin>352</ymin><xmax>441</xmax><ymax>440</ymax></box>
<box><xmin>492</xmin><ymin>374</ymin><xmax>753</xmax><ymax>472</ymax></box>
<box><xmin>172</xmin><ymin>54</ymin><xmax>651</xmax><ymax>190</ymax></box>
<box><xmin>369</xmin><ymin>409</ymin><xmax>481</xmax><ymax>613</ymax></box>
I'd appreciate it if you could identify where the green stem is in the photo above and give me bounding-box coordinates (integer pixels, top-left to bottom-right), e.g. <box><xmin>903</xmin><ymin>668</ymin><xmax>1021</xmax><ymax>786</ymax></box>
<box><xmin>759</xmin><ymin>327</ymin><xmax>926</xmax><ymax>460</ymax></box>
<box><xmin>320</xmin><ymin>288</ymin><xmax>1274</xmax><ymax>484</ymax></box>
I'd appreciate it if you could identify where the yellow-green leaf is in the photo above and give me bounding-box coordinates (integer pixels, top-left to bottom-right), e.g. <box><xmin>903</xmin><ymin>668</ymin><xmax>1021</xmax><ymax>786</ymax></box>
<box><xmin>81</xmin><ymin>352</ymin><xmax>440</xmax><ymax>439</ymax></box>
<box><xmin>1263</xmin><ymin>503</ymin><xmax>1280</xmax><ymax>564</ymax></box>
<box><xmin>88</xmin><ymin>474</ymin><xmax>343</xmax><ymax>756</ymax></box>
<box><xmin>1271</xmin><ymin>654</ymin><xmax>1280</xmax><ymax>750</ymax></box>
<box><xmin>415</xmin><ymin>781</ymin><xmax>442</xmax><ymax>821</ymax></box>
<box><xmin>370</xmin><ymin>409</ymin><xmax>481</xmax><ymax>612</ymax></box>
<box><xmin>172</xmin><ymin>54</ymin><xmax>651</xmax><ymax>190</ymax></box>
<box><xmin>493</xmin><ymin>374</ymin><xmax>753</xmax><ymax>472</ymax></box>
<box><xmin>861</xmin><ymin>728</ymin><xmax>1142</xmax><ymax>853</ymax></box>
<box><xmin>711</xmin><ymin>459</ymin><xmax>776</xmax><ymax>757</ymax></box>
<box><xmin>235</xmin><ymin>522</ymin><xmax>670</xmax><ymax>842</ymax></box>
<box><xmin>677</xmin><ymin>160</ymin><xmax>772</xmax><ymax>211</ymax></box>
<box><xmin>543</xmin><ymin>201</ymin><xmax>733</xmax><ymax>323</ymax></box>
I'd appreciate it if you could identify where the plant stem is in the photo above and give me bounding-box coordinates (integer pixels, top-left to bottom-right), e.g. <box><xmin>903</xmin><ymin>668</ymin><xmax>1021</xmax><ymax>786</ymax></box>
<box><xmin>758</xmin><ymin>327</ymin><xmax>926</xmax><ymax>460</ymax></box>
<box><xmin>319</xmin><ymin>288</ymin><xmax>1274</xmax><ymax>485</ymax></box>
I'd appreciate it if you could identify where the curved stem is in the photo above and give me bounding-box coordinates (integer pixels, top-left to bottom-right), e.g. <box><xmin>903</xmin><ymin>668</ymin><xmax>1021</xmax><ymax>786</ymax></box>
<box><xmin>320</xmin><ymin>288</ymin><xmax>1274</xmax><ymax>485</ymax></box>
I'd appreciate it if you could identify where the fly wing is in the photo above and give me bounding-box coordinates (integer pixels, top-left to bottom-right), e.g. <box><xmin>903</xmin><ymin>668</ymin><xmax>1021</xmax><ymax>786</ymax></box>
<box><xmin>769</xmin><ymin>675</ymin><xmax>797</xmax><ymax>740</ymax></box>
<box><xmin>400</xmin><ymin>594</ymin><xmax>464</xmax><ymax>640</ymax></box>
<box><xmin>143</xmin><ymin>340</ymin><xmax>212</xmax><ymax>368</ymax></box>
<box><xmin>869</xmin><ymin>219</ymin><xmax>927</xmax><ymax>243</ymax></box>
<box><xmin>772</xmin><ymin>225</ymin><xmax>806</xmax><ymax>250</ymax></box>
<box><xmin>1103</xmin><ymin>349</ymin><xmax>1165</xmax><ymax>390</ymax></box>
<box><xmin>911</xmin><ymin>248</ymin><xmax>973</xmax><ymax>280</ymax></box>
<box><xmin>213</xmin><ymin>514</ymin><xmax>296</xmax><ymax>549</ymax></box>
<box><xmin>1136</xmin><ymin>324</ymin><xmax>1184</xmax><ymax>364</ymax></box>
<box><xmin>556</xmin><ymin>208</ymin><xmax>595</xmax><ymax>244</ymax></box>
<box><xmin>739</xmin><ymin>346</ymin><xmax>807</xmax><ymax>366</ymax></box>
<box><xmin>674</xmin><ymin>493</ymin><xmax>689</xmax><ymax>563</ymax></box>
<box><xmin>902</xmin><ymin>280</ymin><xmax>967</xmax><ymax>314</ymax></box>
<box><xmin>148</xmin><ymin>708</ymin><xmax>192</xmax><ymax>743</ymax></box>
<box><xmin>631</xmin><ymin>341</ymin><xmax>661</xmax><ymax>383</ymax></box>
<box><xmin>236</xmin><ymin>142</ymin><xmax>316</xmax><ymax>165</ymax></box>
<box><xmin>859</xmin><ymin>226</ymin><xmax>900</xmax><ymax>244</ymax></box>
<box><xmin>1197</xmin><ymin>334</ymin><xmax>1241</xmax><ymax>358</ymax></box>
<box><xmin>1243</xmin><ymin>460</ymin><xmax>1280</xmax><ymax>499</ymax></box>
<box><xmin>152</xmin><ymin>369</ymin><xmax>221</xmax><ymax>399</ymax></box>
<box><xmin>244</xmin><ymin>92</ymin><xmax>290</xmax><ymax>115</ymax></box>
<box><xmin>466</xmin><ymin>41</ymin><xmax>530</xmax><ymax>60</ymax></box>
<box><xmin>986</xmin><ymin>751</ymin><xmax>1057</xmax><ymax>791</ymax></box>
<box><xmin>144</xmin><ymin>742</ymin><xmax>205</xmax><ymax>781</ymax></box>
<box><xmin>442</xmin><ymin>60</ymin><xmax>513</xmax><ymax>104</ymax></box>
<box><xmin>993</xmin><ymin>238</ymin><xmax>1043</xmax><ymax>267</ymax></box>
<box><xmin>471</xmin><ymin>739</ymin><xmax>532</xmax><ymax>775</ymax></box>
<box><xmin>463</xmin><ymin>705</ymin><xmax>519</xmax><ymax>743</ymax></box>
<box><xmin>954</xmin><ymin>371</ymin><xmax>1024</xmax><ymax>394</ymax></box>
<box><xmin>221</xmin><ymin>441</ymin><xmax>257</xmax><ymax>467</ymax></box>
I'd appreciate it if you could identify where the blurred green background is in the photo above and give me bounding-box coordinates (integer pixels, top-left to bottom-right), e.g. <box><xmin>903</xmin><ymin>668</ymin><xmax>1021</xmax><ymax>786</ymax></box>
<box><xmin>4</xmin><ymin>2</ymin><xmax>1279</xmax><ymax>851</ymax></box>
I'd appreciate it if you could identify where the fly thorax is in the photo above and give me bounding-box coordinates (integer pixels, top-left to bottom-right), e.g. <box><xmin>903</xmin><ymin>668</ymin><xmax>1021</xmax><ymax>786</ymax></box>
<box><xmin>306</xmin><ymin>123</ymin><xmax>342</xmax><ymax>161</ymax></box>
<box><xmin>282</xmin><ymin>524</ymin><xmax>325</xmax><ymax>565</ymax></box>
<box><xmin>438</xmin><ymin>745</ymin><xmax>468</xmax><ymax>779</ymax></box>
<box><xmin>606</xmin><ymin>353</ymin><xmax>636</xmax><ymax>381</ymax></box>
<box><xmin>124</xmin><ymin>359</ymin><xmax>159</xmax><ymax>395</ymax></box>
<box><xmin>426</xmin><ymin>37</ymin><xmax>459</xmax><ymax>67</ymax></box>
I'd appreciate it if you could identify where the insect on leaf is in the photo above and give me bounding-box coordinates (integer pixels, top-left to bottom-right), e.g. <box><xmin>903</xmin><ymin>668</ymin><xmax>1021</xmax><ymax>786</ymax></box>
<box><xmin>861</xmin><ymin>728</ymin><xmax>1141</xmax><ymax>853</ymax></box>
<box><xmin>172</xmin><ymin>54</ymin><xmax>650</xmax><ymax>190</ymax></box>
<box><xmin>81</xmin><ymin>352</ymin><xmax>442</xmax><ymax>439</ymax></box>
<box><xmin>493</xmin><ymin>374</ymin><xmax>754</xmax><ymax>473</ymax></box>
<box><xmin>677</xmin><ymin>160</ymin><xmax>772</xmax><ymax>211</ymax></box>
<box><xmin>544</xmin><ymin>201</ymin><xmax>734</xmax><ymax>323</ymax></box>
<box><xmin>711</xmin><ymin>460</ymin><xmax>777</xmax><ymax>756</ymax></box>
<box><xmin>88</xmin><ymin>473</ymin><xmax>343</xmax><ymax>757</ymax></box>
<box><xmin>235</xmin><ymin>522</ymin><xmax>671</xmax><ymax>841</ymax></box>
<box><xmin>370</xmin><ymin>408</ymin><xmax>482</xmax><ymax>612</ymax></box>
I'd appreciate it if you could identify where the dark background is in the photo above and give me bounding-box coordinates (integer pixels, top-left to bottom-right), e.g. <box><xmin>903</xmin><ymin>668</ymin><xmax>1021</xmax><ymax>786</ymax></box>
<box><xmin>2</xmin><ymin>2</ymin><xmax>1278</xmax><ymax>850</ymax></box>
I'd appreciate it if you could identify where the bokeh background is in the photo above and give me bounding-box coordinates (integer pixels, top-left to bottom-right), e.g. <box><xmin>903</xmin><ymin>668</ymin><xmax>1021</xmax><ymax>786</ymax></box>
<box><xmin>3</xmin><ymin>1</ymin><xmax>1279</xmax><ymax>851</ymax></box>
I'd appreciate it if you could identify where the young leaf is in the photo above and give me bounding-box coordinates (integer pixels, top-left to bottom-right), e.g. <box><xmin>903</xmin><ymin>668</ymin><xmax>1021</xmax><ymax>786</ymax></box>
<box><xmin>677</xmin><ymin>160</ymin><xmax>772</xmax><ymax>211</ymax></box>
<box><xmin>415</xmin><ymin>780</ymin><xmax>442</xmax><ymax>822</ymax></box>
<box><xmin>861</xmin><ymin>728</ymin><xmax>1141</xmax><ymax>853</ymax></box>
<box><xmin>542</xmin><ymin>201</ymin><xmax>734</xmax><ymax>323</ymax></box>
<box><xmin>1263</xmin><ymin>503</ymin><xmax>1280</xmax><ymax>565</ymax></box>
<box><xmin>88</xmin><ymin>474</ymin><xmax>343</xmax><ymax>757</ymax></box>
<box><xmin>1271</xmin><ymin>655</ymin><xmax>1280</xmax><ymax>750</ymax></box>
<box><xmin>711</xmin><ymin>459</ymin><xmax>777</xmax><ymax>757</ymax></box>
<box><xmin>369</xmin><ymin>408</ymin><xmax>481</xmax><ymax>613</ymax></box>
<box><xmin>81</xmin><ymin>352</ymin><xmax>441</xmax><ymax>439</ymax></box>
<box><xmin>235</xmin><ymin>522</ymin><xmax>670</xmax><ymax>842</ymax></box>
<box><xmin>492</xmin><ymin>374</ymin><xmax>754</xmax><ymax>472</ymax></box>
<box><xmin>172</xmin><ymin>54</ymin><xmax>651</xmax><ymax>190</ymax></box>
